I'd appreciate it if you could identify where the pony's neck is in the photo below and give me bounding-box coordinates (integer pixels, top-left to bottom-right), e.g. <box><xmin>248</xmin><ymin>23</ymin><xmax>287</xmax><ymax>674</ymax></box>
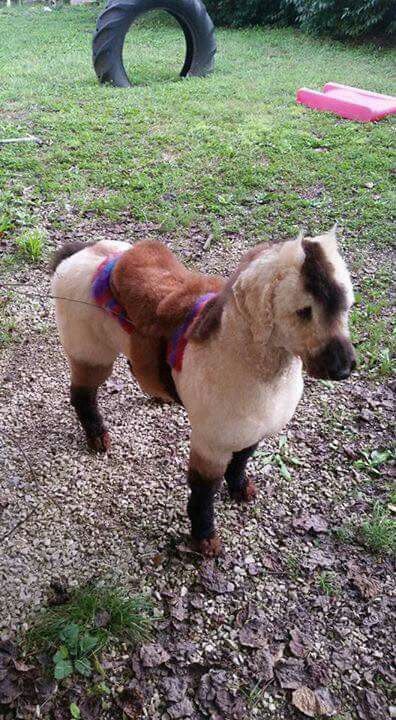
<box><xmin>220</xmin><ymin>299</ymin><xmax>294</xmax><ymax>381</ymax></box>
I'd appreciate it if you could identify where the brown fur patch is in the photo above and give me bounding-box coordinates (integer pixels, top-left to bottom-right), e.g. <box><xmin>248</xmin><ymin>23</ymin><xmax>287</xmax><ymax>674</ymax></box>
<box><xmin>301</xmin><ymin>241</ymin><xmax>347</xmax><ymax>318</ymax></box>
<box><xmin>111</xmin><ymin>240</ymin><xmax>225</xmax><ymax>339</ymax></box>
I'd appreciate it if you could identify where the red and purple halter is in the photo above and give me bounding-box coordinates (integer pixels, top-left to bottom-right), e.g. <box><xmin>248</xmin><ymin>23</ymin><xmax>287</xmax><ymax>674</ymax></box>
<box><xmin>91</xmin><ymin>254</ymin><xmax>134</xmax><ymax>334</ymax></box>
<box><xmin>91</xmin><ymin>254</ymin><xmax>216</xmax><ymax>371</ymax></box>
<box><xmin>166</xmin><ymin>292</ymin><xmax>216</xmax><ymax>372</ymax></box>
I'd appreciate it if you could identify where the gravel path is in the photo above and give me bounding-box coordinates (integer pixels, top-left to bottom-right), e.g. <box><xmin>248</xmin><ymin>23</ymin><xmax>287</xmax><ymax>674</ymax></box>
<box><xmin>0</xmin><ymin>220</ymin><xmax>394</xmax><ymax>719</ymax></box>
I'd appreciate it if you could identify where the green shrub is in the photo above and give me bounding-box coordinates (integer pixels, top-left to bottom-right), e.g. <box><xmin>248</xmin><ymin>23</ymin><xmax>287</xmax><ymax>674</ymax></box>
<box><xmin>205</xmin><ymin>0</ymin><xmax>396</xmax><ymax>38</ymax></box>
<box><xmin>294</xmin><ymin>0</ymin><xmax>396</xmax><ymax>38</ymax></box>
<box><xmin>205</xmin><ymin>1</ymin><xmax>294</xmax><ymax>28</ymax></box>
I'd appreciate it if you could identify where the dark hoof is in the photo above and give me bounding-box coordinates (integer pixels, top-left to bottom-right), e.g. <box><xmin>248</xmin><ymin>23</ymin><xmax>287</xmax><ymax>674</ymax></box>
<box><xmin>87</xmin><ymin>431</ymin><xmax>110</xmax><ymax>453</ymax></box>
<box><xmin>229</xmin><ymin>479</ymin><xmax>257</xmax><ymax>503</ymax></box>
<box><xmin>192</xmin><ymin>535</ymin><xmax>222</xmax><ymax>558</ymax></box>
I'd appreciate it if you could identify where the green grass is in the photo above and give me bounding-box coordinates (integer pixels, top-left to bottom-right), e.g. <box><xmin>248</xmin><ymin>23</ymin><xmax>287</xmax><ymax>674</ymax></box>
<box><xmin>335</xmin><ymin>502</ymin><xmax>396</xmax><ymax>556</ymax></box>
<box><xmin>16</xmin><ymin>227</ymin><xmax>46</xmax><ymax>262</ymax></box>
<box><xmin>26</xmin><ymin>583</ymin><xmax>153</xmax><ymax>679</ymax></box>
<box><xmin>0</xmin><ymin>7</ymin><xmax>394</xmax><ymax>249</ymax></box>
<box><xmin>285</xmin><ymin>552</ymin><xmax>302</xmax><ymax>580</ymax></box>
<box><xmin>317</xmin><ymin>571</ymin><xmax>340</xmax><ymax>596</ymax></box>
<box><xmin>358</xmin><ymin>502</ymin><xmax>396</xmax><ymax>555</ymax></box>
<box><xmin>0</xmin><ymin>290</ymin><xmax>16</xmax><ymax>348</ymax></box>
<box><xmin>351</xmin><ymin>267</ymin><xmax>395</xmax><ymax>377</ymax></box>
<box><xmin>256</xmin><ymin>435</ymin><xmax>301</xmax><ymax>481</ymax></box>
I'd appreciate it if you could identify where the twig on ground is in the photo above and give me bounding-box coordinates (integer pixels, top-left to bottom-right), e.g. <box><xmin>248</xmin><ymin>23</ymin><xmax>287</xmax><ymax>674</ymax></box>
<box><xmin>0</xmin><ymin>506</ymin><xmax>39</xmax><ymax>543</ymax></box>
<box><xmin>0</xmin><ymin>431</ymin><xmax>65</xmax><ymax>544</ymax></box>
<box><xmin>0</xmin><ymin>136</ymin><xmax>42</xmax><ymax>145</ymax></box>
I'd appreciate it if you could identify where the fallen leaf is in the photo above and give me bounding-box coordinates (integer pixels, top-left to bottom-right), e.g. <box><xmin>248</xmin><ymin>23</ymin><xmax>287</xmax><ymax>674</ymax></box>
<box><xmin>357</xmin><ymin>689</ymin><xmax>388</xmax><ymax>720</ymax></box>
<box><xmin>117</xmin><ymin>687</ymin><xmax>144</xmax><ymax>720</ymax></box>
<box><xmin>275</xmin><ymin>658</ymin><xmax>308</xmax><ymax>689</ymax></box>
<box><xmin>248</xmin><ymin>648</ymin><xmax>274</xmax><ymax>683</ymax></box>
<box><xmin>292</xmin><ymin>686</ymin><xmax>337</xmax><ymax>717</ymax></box>
<box><xmin>289</xmin><ymin>628</ymin><xmax>311</xmax><ymax>658</ymax></box>
<box><xmin>197</xmin><ymin>671</ymin><xmax>247</xmax><ymax>719</ymax></box>
<box><xmin>239</xmin><ymin>619</ymin><xmax>266</xmax><ymax>649</ymax></box>
<box><xmin>200</xmin><ymin>562</ymin><xmax>234</xmax><ymax>594</ymax></box>
<box><xmin>140</xmin><ymin>643</ymin><xmax>170</xmax><ymax>668</ymax></box>
<box><xmin>162</xmin><ymin>677</ymin><xmax>188</xmax><ymax>703</ymax></box>
<box><xmin>78</xmin><ymin>695</ymin><xmax>102</xmax><ymax>720</ymax></box>
<box><xmin>307</xmin><ymin>659</ymin><xmax>331</xmax><ymax>687</ymax></box>
<box><xmin>292</xmin><ymin>686</ymin><xmax>317</xmax><ymax>717</ymax></box>
<box><xmin>315</xmin><ymin>687</ymin><xmax>337</xmax><ymax>715</ymax></box>
<box><xmin>0</xmin><ymin>675</ymin><xmax>22</xmax><ymax>705</ymax></box>
<box><xmin>347</xmin><ymin>564</ymin><xmax>380</xmax><ymax>600</ymax></box>
<box><xmin>292</xmin><ymin>513</ymin><xmax>328</xmax><ymax>534</ymax></box>
<box><xmin>167</xmin><ymin>698</ymin><xmax>195</xmax><ymax>718</ymax></box>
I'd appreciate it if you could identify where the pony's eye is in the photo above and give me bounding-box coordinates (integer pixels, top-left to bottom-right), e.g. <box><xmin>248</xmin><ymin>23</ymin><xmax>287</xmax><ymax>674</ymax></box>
<box><xmin>296</xmin><ymin>306</ymin><xmax>312</xmax><ymax>320</ymax></box>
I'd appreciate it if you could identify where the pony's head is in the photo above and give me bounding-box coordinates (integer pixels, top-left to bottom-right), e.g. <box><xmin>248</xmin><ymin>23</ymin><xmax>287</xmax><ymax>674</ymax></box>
<box><xmin>233</xmin><ymin>226</ymin><xmax>356</xmax><ymax>380</ymax></box>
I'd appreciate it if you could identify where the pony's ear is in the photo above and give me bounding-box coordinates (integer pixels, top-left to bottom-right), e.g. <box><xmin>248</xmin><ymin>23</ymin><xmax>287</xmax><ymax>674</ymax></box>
<box><xmin>278</xmin><ymin>230</ymin><xmax>305</xmax><ymax>266</ymax></box>
<box><xmin>314</xmin><ymin>223</ymin><xmax>338</xmax><ymax>253</ymax></box>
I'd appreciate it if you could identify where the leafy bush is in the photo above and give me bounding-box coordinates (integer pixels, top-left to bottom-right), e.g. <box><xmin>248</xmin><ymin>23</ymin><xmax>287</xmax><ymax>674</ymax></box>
<box><xmin>294</xmin><ymin>0</ymin><xmax>396</xmax><ymax>38</ymax></box>
<box><xmin>205</xmin><ymin>0</ymin><xmax>396</xmax><ymax>38</ymax></box>
<box><xmin>205</xmin><ymin>1</ymin><xmax>294</xmax><ymax>28</ymax></box>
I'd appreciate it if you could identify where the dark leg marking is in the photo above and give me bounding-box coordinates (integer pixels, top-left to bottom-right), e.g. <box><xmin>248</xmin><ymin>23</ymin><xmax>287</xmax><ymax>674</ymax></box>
<box><xmin>225</xmin><ymin>443</ymin><xmax>258</xmax><ymax>502</ymax></box>
<box><xmin>70</xmin><ymin>385</ymin><xmax>110</xmax><ymax>452</ymax></box>
<box><xmin>187</xmin><ymin>468</ymin><xmax>222</xmax><ymax>556</ymax></box>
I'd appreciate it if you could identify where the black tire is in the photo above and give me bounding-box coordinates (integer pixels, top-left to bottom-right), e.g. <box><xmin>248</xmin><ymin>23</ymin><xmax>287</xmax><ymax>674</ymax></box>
<box><xmin>93</xmin><ymin>0</ymin><xmax>216</xmax><ymax>87</ymax></box>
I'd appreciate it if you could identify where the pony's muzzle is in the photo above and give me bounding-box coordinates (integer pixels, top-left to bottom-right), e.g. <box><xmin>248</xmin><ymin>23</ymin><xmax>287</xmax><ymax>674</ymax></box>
<box><xmin>306</xmin><ymin>337</ymin><xmax>356</xmax><ymax>381</ymax></box>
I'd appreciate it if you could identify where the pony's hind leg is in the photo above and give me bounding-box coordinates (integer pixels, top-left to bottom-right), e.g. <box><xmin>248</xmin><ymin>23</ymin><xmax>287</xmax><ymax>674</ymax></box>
<box><xmin>69</xmin><ymin>359</ymin><xmax>113</xmax><ymax>452</ymax></box>
<box><xmin>225</xmin><ymin>443</ymin><xmax>258</xmax><ymax>502</ymax></box>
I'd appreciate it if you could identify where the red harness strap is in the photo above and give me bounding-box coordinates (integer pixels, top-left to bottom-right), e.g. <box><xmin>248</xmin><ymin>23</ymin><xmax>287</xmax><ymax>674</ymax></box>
<box><xmin>91</xmin><ymin>254</ymin><xmax>134</xmax><ymax>334</ymax></box>
<box><xmin>167</xmin><ymin>293</ymin><xmax>217</xmax><ymax>372</ymax></box>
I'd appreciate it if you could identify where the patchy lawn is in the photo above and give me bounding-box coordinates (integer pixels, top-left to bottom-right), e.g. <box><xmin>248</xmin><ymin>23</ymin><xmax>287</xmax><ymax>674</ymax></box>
<box><xmin>0</xmin><ymin>7</ymin><xmax>394</xmax><ymax>720</ymax></box>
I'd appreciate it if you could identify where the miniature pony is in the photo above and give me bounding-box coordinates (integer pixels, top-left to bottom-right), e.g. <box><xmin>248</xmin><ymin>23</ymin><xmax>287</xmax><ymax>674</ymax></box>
<box><xmin>51</xmin><ymin>227</ymin><xmax>355</xmax><ymax>556</ymax></box>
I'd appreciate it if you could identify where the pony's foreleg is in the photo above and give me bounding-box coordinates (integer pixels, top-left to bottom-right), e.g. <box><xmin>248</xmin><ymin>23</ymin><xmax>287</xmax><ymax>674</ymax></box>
<box><xmin>187</xmin><ymin>446</ymin><xmax>231</xmax><ymax>557</ymax></box>
<box><xmin>225</xmin><ymin>443</ymin><xmax>258</xmax><ymax>502</ymax></box>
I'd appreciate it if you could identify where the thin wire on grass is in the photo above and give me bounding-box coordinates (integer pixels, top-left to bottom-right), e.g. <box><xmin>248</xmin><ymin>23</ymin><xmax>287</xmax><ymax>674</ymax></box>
<box><xmin>0</xmin><ymin>281</ymin><xmax>136</xmax><ymax>329</ymax></box>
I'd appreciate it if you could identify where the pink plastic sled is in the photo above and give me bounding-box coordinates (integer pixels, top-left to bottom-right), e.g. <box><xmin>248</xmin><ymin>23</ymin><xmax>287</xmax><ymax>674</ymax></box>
<box><xmin>296</xmin><ymin>82</ymin><xmax>396</xmax><ymax>122</ymax></box>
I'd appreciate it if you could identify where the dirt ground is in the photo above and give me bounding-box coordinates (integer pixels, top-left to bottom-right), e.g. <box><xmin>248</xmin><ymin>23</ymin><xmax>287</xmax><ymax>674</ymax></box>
<box><xmin>0</xmin><ymin>217</ymin><xmax>394</xmax><ymax>719</ymax></box>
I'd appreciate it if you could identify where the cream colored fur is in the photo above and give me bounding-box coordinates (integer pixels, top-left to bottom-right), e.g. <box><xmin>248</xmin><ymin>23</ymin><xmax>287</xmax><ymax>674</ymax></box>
<box><xmin>177</xmin><ymin>226</ymin><xmax>354</xmax><ymax>474</ymax></box>
<box><xmin>52</xmin><ymin>240</ymin><xmax>132</xmax><ymax>369</ymax></box>
<box><xmin>52</xmin><ymin>229</ymin><xmax>354</xmax><ymax>478</ymax></box>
